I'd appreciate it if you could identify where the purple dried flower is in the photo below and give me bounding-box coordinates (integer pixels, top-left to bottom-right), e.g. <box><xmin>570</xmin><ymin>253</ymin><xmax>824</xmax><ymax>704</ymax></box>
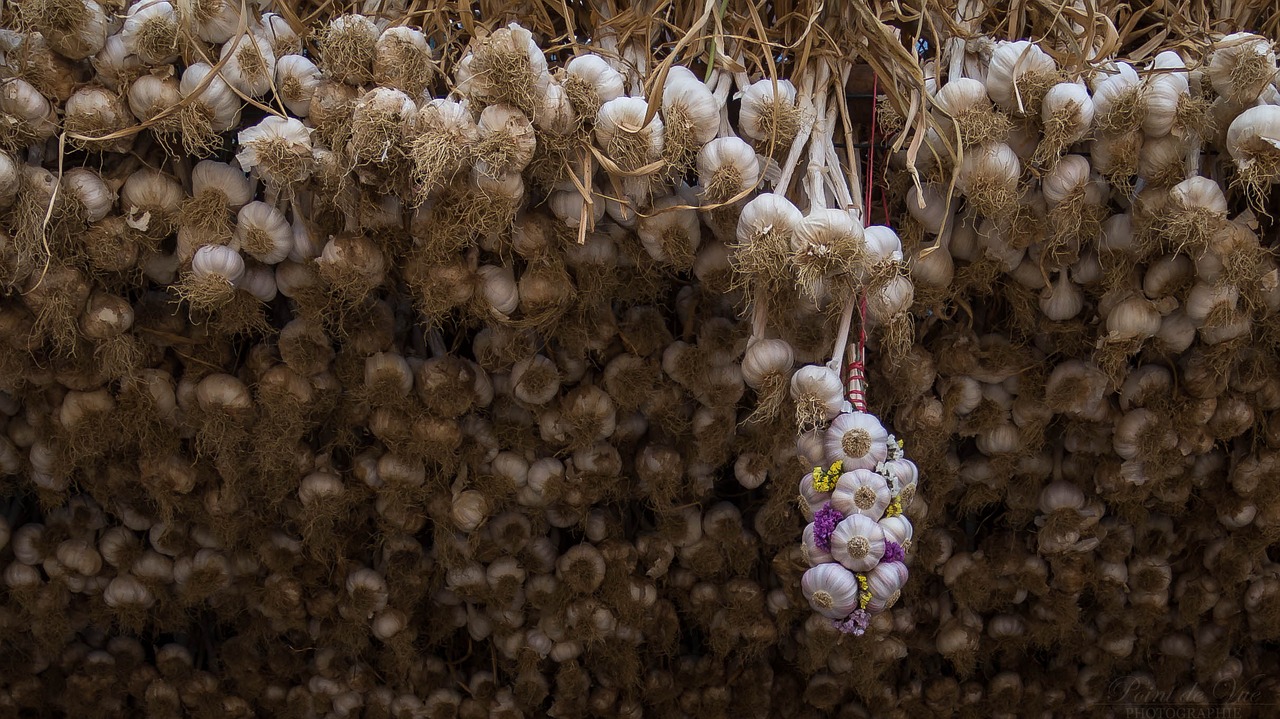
<box><xmin>833</xmin><ymin>609</ymin><xmax>870</xmax><ymax>636</ymax></box>
<box><xmin>812</xmin><ymin>502</ymin><xmax>843</xmax><ymax>553</ymax></box>
<box><xmin>882</xmin><ymin>541</ymin><xmax>905</xmax><ymax>563</ymax></box>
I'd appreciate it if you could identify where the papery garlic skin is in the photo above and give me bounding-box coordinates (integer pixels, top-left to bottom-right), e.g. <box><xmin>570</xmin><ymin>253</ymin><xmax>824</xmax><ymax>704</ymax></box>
<box><xmin>738</xmin><ymin>78</ymin><xmax>801</xmax><ymax>149</ymax></box>
<box><xmin>985</xmin><ymin>40</ymin><xmax>1058</xmax><ymax>116</ymax></box>
<box><xmin>218</xmin><ymin>32</ymin><xmax>276</xmax><ymax>98</ymax></box>
<box><xmin>831</xmin><ymin>468</ymin><xmax>892</xmax><ymax>519</ymax></box>
<box><xmin>1207</xmin><ymin>33</ymin><xmax>1277</xmax><ymax>106</ymax></box>
<box><xmin>637</xmin><ymin>195</ymin><xmax>701</xmax><ymax>270</ymax></box>
<box><xmin>801</xmin><ymin>563</ymin><xmax>862</xmax><ymax>619</ymax></box>
<box><xmin>697</xmin><ymin>136</ymin><xmax>761</xmax><ymax>203</ymax></box>
<box><xmin>1226</xmin><ymin>105</ymin><xmax>1280</xmax><ymax>197</ymax></box>
<box><xmin>121</xmin><ymin>0</ymin><xmax>180</xmax><ymax>65</ymax></box>
<box><xmin>594</xmin><ymin>96</ymin><xmax>665</xmax><ymax>205</ymax></box>
<box><xmin>233</xmin><ymin>202</ymin><xmax>293</xmax><ymax>265</ymax></box>
<box><xmin>273</xmin><ymin>54</ymin><xmax>321</xmax><ymax>117</ymax></box>
<box><xmin>829</xmin><ymin>513</ymin><xmax>886</xmax><ymax>572</ymax></box>
<box><xmin>191</xmin><ymin>244</ymin><xmax>246</xmax><ymax>284</ymax></box>
<box><xmin>824</xmin><ymin>412</ymin><xmax>890</xmax><ymax>470</ymax></box>
<box><xmin>791</xmin><ymin>365</ymin><xmax>846</xmax><ymax>426</ymax></box>
<box><xmin>563</xmin><ymin>54</ymin><xmax>624</xmax><ymax>117</ymax></box>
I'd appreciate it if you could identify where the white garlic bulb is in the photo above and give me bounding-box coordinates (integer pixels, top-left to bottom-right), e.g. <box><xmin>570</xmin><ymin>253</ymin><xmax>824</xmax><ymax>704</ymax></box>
<box><xmin>1226</xmin><ymin>105</ymin><xmax>1280</xmax><ymax>194</ymax></box>
<box><xmin>662</xmin><ymin>66</ymin><xmax>721</xmax><ymax>151</ymax></box>
<box><xmin>233</xmin><ymin>202</ymin><xmax>293</xmax><ymax>265</ymax></box>
<box><xmin>177</xmin><ymin>0</ymin><xmax>239</xmax><ymax>43</ymax></box>
<box><xmin>1142</xmin><ymin>54</ymin><xmax>1190</xmax><ymax>138</ymax></box>
<box><xmin>218</xmin><ymin>32</ymin><xmax>276</xmax><ymax>98</ymax></box>
<box><xmin>741</xmin><ymin>339</ymin><xmax>794</xmax><ymax>390</ymax></box>
<box><xmin>829</xmin><ymin>513</ymin><xmax>886</xmax><ymax>572</ymax></box>
<box><xmin>1040</xmin><ymin>81</ymin><xmax>1094</xmax><ymax>147</ymax></box>
<box><xmin>801</xmin><ymin>563</ymin><xmax>861</xmax><ymax>619</ymax></box>
<box><xmin>831</xmin><ymin>469</ymin><xmax>892</xmax><ymax>519</ymax></box>
<box><xmin>738</xmin><ymin>78</ymin><xmax>800</xmax><ymax>147</ymax></box>
<box><xmin>191</xmin><ymin>244</ymin><xmax>245</xmax><ymax>285</ymax></box>
<box><xmin>637</xmin><ymin>194</ymin><xmax>701</xmax><ymax>269</ymax></box>
<box><xmin>824</xmin><ymin>412</ymin><xmax>890</xmax><ymax>470</ymax></box>
<box><xmin>985</xmin><ymin>40</ymin><xmax>1058</xmax><ymax>115</ymax></box>
<box><xmin>697</xmin><ymin>136</ymin><xmax>761</xmax><ymax>202</ymax></box>
<box><xmin>1206</xmin><ymin>33</ymin><xmax>1277</xmax><ymax>105</ymax></box>
<box><xmin>594</xmin><ymin>96</ymin><xmax>665</xmax><ymax>205</ymax></box>
<box><xmin>563</xmin><ymin>53</ymin><xmax>625</xmax><ymax>116</ymax></box>
<box><xmin>236</xmin><ymin>116</ymin><xmax>314</xmax><ymax>189</ymax></box>
<box><xmin>121</xmin><ymin>0</ymin><xmax>179</xmax><ymax>65</ymax></box>
<box><xmin>791</xmin><ymin>364</ymin><xmax>845</xmax><ymax>425</ymax></box>
<box><xmin>1039</xmin><ymin>271</ymin><xmax>1084</xmax><ymax>320</ymax></box>
<box><xmin>179</xmin><ymin>62</ymin><xmax>241</xmax><ymax>132</ymax></box>
<box><xmin>473</xmin><ymin>104</ymin><xmax>537</xmax><ymax>180</ymax></box>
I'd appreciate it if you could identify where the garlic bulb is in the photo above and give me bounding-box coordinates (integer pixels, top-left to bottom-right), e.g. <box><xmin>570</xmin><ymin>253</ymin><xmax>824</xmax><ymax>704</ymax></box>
<box><xmin>865</xmin><ymin>560</ymin><xmax>909</xmax><ymax>611</ymax></box>
<box><xmin>317</xmin><ymin>14</ymin><xmax>379</xmax><ymax>85</ymax></box>
<box><xmin>985</xmin><ymin>40</ymin><xmax>1058</xmax><ymax>116</ymax></box>
<box><xmin>697</xmin><ymin>136</ymin><xmax>760</xmax><ymax>203</ymax></box>
<box><xmin>126</xmin><ymin>73</ymin><xmax>181</xmax><ymax>126</ymax></box>
<box><xmin>1206</xmin><ymin>33</ymin><xmax>1277</xmax><ymax>105</ymax></box>
<box><xmin>274</xmin><ymin>54</ymin><xmax>321</xmax><ymax>117</ymax></box>
<box><xmin>373</xmin><ymin>26</ymin><xmax>435</xmax><ymax>97</ymax></box>
<box><xmin>791</xmin><ymin>364</ymin><xmax>845</xmax><ymax>427</ymax></box>
<box><xmin>957</xmin><ymin>143</ymin><xmax>1020</xmax><ymax>215</ymax></box>
<box><xmin>235</xmin><ymin>116</ymin><xmax>314</xmax><ymax>189</ymax></box>
<box><xmin>661</xmin><ymin>66</ymin><xmax>720</xmax><ymax>167</ymax></box>
<box><xmin>831</xmin><ymin>469</ymin><xmax>892</xmax><ymax>519</ymax></box>
<box><xmin>563</xmin><ymin>53</ymin><xmax>625</xmax><ymax>117</ymax></box>
<box><xmin>802</xmin><ymin>523</ymin><xmax>834</xmax><ymax>566</ymax></box>
<box><xmin>24</xmin><ymin>0</ymin><xmax>110</xmax><ymax>60</ymax></box>
<box><xmin>61</xmin><ymin>168</ymin><xmax>115</xmax><ymax>223</ymax></box>
<box><xmin>792</xmin><ymin>208</ymin><xmax>866</xmax><ymax>294</ymax></box>
<box><xmin>1141</xmin><ymin>52</ymin><xmax>1190</xmax><ymax>138</ymax></box>
<box><xmin>456</xmin><ymin>22</ymin><xmax>549</xmax><ymax>112</ymax></box>
<box><xmin>1038</xmin><ymin>82</ymin><xmax>1094</xmax><ymax>161</ymax></box>
<box><xmin>1039</xmin><ymin>271</ymin><xmax>1084</xmax><ymax>320</ymax></box>
<box><xmin>179</xmin><ymin>63</ymin><xmax>242</xmax><ymax>149</ymax></box>
<box><xmin>509</xmin><ymin>354</ymin><xmax>560</xmax><ymax>406</ymax></box>
<box><xmin>218</xmin><ymin>32</ymin><xmax>276</xmax><ymax>98</ymax></box>
<box><xmin>253</xmin><ymin>12</ymin><xmax>300</xmax><ymax>56</ymax></box>
<box><xmin>741</xmin><ymin>339</ymin><xmax>794</xmax><ymax>390</ymax></box>
<box><xmin>472</xmin><ymin>104</ymin><xmax>537</xmax><ymax>180</ymax></box>
<box><xmin>594</xmin><ymin>96</ymin><xmax>664</xmax><ymax>205</ymax></box>
<box><xmin>121</xmin><ymin>0</ymin><xmax>179</xmax><ymax>65</ymax></box>
<box><xmin>829</xmin><ymin>513</ymin><xmax>886</xmax><ymax>572</ymax></box>
<box><xmin>905</xmin><ymin>184</ymin><xmax>951</xmax><ymax>234</ymax></box>
<box><xmin>824</xmin><ymin>412</ymin><xmax>890</xmax><ymax>469</ymax></box>
<box><xmin>1105</xmin><ymin>295</ymin><xmax>1162</xmax><ymax>340</ymax></box>
<box><xmin>236</xmin><ymin>263</ymin><xmax>277</xmax><ymax>302</ymax></box>
<box><xmin>801</xmin><ymin>563</ymin><xmax>861</xmax><ymax>619</ymax></box>
<box><xmin>935</xmin><ymin>77</ymin><xmax>1007</xmax><ymax>147</ymax></box>
<box><xmin>412</xmin><ymin>99</ymin><xmax>479</xmax><ymax>198</ymax></box>
<box><xmin>1226</xmin><ymin>105</ymin><xmax>1280</xmax><ymax>200</ymax></box>
<box><xmin>189</xmin><ymin>245</ymin><xmax>245</xmax><ymax>300</ymax></box>
<box><xmin>63</xmin><ymin>85</ymin><xmax>134</xmax><ymax>153</ymax></box>
<box><xmin>1093</xmin><ymin>61</ymin><xmax>1142</xmax><ymax>132</ymax></box>
<box><xmin>733</xmin><ymin>192</ymin><xmax>803</xmax><ymax>289</ymax></box>
<box><xmin>233</xmin><ymin>202</ymin><xmax>292</xmax><ymax>265</ymax></box>
<box><xmin>637</xmin><ymin>195</ymin><xmax>701</xmax><ymax>269</ymax></box>
<box><xmin>0</xmin><ymin>79</ymin><xmax>57</xmax><ymax>144</ymax></box>
<box><xmin>738</xmin><ymin>78</ymin><xmax>801</xmax><ymax>150</ymax></box>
